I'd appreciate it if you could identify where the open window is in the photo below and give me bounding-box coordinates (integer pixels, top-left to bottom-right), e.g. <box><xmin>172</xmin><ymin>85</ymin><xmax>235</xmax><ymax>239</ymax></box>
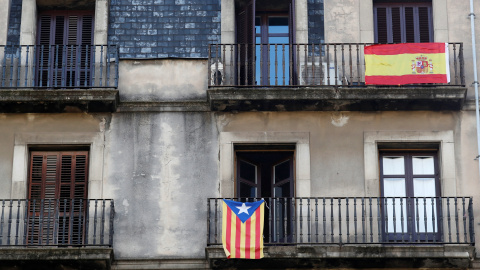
<box><xmin>235</xmin><ymin>145</ymin><xmax>295</xmax><ymax>243</ymax></box>
<box><xmin>235</xmin><ymin>0</ymin><xmax>296</xmax><ymax>86</ymax></box>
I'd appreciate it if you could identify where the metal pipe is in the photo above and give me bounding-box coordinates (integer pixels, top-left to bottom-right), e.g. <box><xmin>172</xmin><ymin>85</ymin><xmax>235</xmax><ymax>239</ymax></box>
<box><xmin>470</xmin><ymin>0</ymin><xmax>480</xmax><ymax>178</ymax></box>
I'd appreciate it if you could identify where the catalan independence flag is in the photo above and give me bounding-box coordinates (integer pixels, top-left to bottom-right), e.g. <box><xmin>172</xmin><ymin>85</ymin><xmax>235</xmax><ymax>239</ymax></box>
<box><xmin>364</xmin><ymin>43</ymin><xmax>450</xmax><ymax>85</ymax></box>
<box><xmin>222</xmin><ymin>199</ymin><xmax>265</xmax><ymax>259</ymax></box>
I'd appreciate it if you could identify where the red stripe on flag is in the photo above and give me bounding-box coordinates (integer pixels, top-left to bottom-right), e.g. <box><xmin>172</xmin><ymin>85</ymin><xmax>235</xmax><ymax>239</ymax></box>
<box><xmin>365</xmin><ymin>43</ymin><xmax>445</xmax><ymax>55</ymax></box>
<box><xmin>366</xmin><ymin>74</ymin><xmax>448</xmax><ymax>85</ymax></box>
<box><xmin>245</xmin><ymin>217</ymin><xmax>251</xmax><ymax>259</ymax></box>
<box><xmin>236</xmin><ymin>216</ymin><xmax>241</xmax><ymax>258</ymax></box>
<box><xmin>255</xmin><ymin>207</ymin><xmax>261</xmax><ymax>259</ymax></box>
<box><xmin>225</xmin><ymin>208</ymin><xmax>232</xmax><ymax>258</ymax></box>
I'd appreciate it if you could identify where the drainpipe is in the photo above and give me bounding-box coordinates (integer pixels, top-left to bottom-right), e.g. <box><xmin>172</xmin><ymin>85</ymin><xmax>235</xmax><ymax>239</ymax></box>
<box><xmin>470</xmin><ymin>0</ymin><xmax>480</xmax><ymax>178</ymax></box>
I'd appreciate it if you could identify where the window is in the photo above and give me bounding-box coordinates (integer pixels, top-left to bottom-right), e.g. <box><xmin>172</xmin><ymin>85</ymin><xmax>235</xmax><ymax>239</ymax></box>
<box><xmin>380</xmin><ymin>151</ymin><xmax>441</xmax><ymax>242</ymax></box>
<box><xmin>28</xmin><ymin>151</ymin><xmax>89</xmax><ymax>245</ymax></box>
<box><xmin>235</xmin><ymin>0</ymin><xmax>296</xmax><ymax>86</ymax></box>
<box><xmin>36</xmin><ymin>11</ymin><xmax>94</xmax><ymax>87</ymax></box>
<box><xmin>374</xmin><ymin>2</ymin><xmax>433</xmax><ymax>43</ymax></box>
<box><xmin>236</xmin><ymin>146</ymin><xmax>295</xmax><ymax>242</ymax></box>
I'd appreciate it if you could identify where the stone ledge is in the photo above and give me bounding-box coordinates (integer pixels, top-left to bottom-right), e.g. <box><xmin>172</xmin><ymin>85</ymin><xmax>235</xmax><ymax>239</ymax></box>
<box><xmin>0</xmin><ymin>247</ymin><xmax>113</xmax><ymax>270</ymax></box>
<box><xmin>206</xmin><ymin>244</ymin><xmax>474</xmax><ymax>269</ymax></box>
<box><xmin>207</xmin><ymin>86</ymin><xmax>467</xmax><ymax>111</ymax></box>
<box><xmin>117</xmin><ymin>101</ymin><xmax>210</xmax><ymax>112</ymax></box>
<box><xmin>0</xmin><ymin>89</ymin><xmax>119</xmax><ymax>113</ymax></box>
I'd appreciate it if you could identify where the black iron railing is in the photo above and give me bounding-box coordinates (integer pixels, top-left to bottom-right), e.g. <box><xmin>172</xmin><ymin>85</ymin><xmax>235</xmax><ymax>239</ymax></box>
<box><xmin>0</xmin><ymin>45</ymin><xmax>119</xmax><ymax>88</ymax></box>
<box><xmin>0</xmin><ymin>199</ymin><xmax>114</xmax><ymax>247</ymax></box>
<box><xmin>208</xmin><ymin>43</ymin><xmax>465</xmax><ymax>87</ymax></box>
<box><xmin>207</xmin><ymin>197</ymin><xmax>474</xmax><ymax>245</ymax></box>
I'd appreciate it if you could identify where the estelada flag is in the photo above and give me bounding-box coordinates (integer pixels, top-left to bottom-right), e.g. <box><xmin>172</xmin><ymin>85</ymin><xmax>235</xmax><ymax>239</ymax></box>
<box><xmin>364</xmin><ymin>43</ymin><xmax>450</xmax><ymax>85</ymax></box>
<box><xmin>222</xmin><ymin>199</ymin><xmax>265</xmax><ymax>259</ymax></box>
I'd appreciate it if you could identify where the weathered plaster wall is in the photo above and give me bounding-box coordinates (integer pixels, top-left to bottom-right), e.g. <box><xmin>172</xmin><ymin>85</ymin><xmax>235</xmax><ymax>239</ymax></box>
<box><xmin>118</xmin><ymin>59</ymin><xmax>207</xmax><ymax>101</ymax></box>
<box><xmin>105</xmin><ymin>112</ymin><xmax>219</xmax><ymax>258</ymax></box>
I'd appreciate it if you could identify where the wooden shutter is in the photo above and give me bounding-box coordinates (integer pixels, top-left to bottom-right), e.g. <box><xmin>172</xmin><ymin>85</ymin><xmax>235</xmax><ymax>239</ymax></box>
<box><xmin>374</xmin><ymin>3</ymin><xmax>432</xmax><ymax>43</ymax></box>
<box><xmin>236</xmin><ymin>0</ymin><xmax>255</xmax><ymax>85</ymax></box>
<box><xmin>28</xmin><ymin>151</ymin><xmax>89</xmax><ymax>245</ymax></box>
<box><xmin>36</xmin><ymin>11</ymin><xmax>94</xmax><ymax>87</ymax></box>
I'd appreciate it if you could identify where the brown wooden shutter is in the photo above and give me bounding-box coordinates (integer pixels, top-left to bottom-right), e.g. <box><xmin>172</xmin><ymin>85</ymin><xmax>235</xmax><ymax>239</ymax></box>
<box><xmin>236</xmin><ymin>0</ymin><xmax>255</xmax><ymax>85</ymax></box>
<box><xmin>391</xmin><ymin>7</ymin><xmax>402</xmax><ymax>43</ymax></box>
<box><xmin>28</xmin><ymin>151</ymin><xmax>89</xmax><ymax>245</ymax></box>
<box><xmin>418</xmin><ymin>6</ymin><xmax>431</xmax><ymax>42</ymax></box>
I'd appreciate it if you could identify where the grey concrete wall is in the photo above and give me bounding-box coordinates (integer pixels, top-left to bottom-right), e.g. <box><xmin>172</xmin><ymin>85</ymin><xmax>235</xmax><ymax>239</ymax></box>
<box><xmin>104</xmin><ymin>112</ymin><xmax>219</xmax><ymax>258</ymax></box>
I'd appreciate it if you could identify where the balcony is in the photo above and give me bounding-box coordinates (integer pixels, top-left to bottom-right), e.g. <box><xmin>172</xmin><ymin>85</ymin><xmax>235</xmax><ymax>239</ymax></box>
<box><xmin>207</xmin><ymin>43</ymin><xmax>467</xmax><ymax>111</ymax></box>
<box><xmin>0</xmin><ymin>45</ymin><xmax>119</xmax><ymax>113</ymax></box>
<box><xmin>0</xmin><ymin>199</ymin><xmax>114</xmax><ymax>270</ymax></box>
<box><xmin>206</xmin><ymin>197</ymin><xmax>475</xmax><ymax>269</ymax></box>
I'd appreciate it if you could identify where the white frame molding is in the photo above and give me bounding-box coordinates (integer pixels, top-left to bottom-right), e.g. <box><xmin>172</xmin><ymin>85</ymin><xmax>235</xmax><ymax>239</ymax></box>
<box><xmin>364</xmin><ymin>130</ymin><xmax>456</xmax><ymax>197</ymax></box>
<box><xmin>11</xmin><ymin>132</ymin><xmax>105</xmax><ymax>199</ymax></box>
<box><xmin>219</xmin><ymin>131</ymin><xmax>311</xmax><ymax>198</ymax></box>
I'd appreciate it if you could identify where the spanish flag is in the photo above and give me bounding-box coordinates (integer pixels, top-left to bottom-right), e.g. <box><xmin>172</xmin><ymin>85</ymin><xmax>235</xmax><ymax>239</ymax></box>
<box><xmin>365</xmin><ymin>43</ymin><xmax>450</xmax><ymax>85</ymax></box>
<box><xmin>222</xmin><ymin>199</ymin><xmax>264</xmax><ymax>259</ymax></box>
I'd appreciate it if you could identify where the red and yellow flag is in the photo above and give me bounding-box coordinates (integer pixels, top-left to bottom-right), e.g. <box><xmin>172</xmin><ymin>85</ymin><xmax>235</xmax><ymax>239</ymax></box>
<box><xmin>364</xmin><ymin>43</ymin><xmax>450</xmax><ymax>85</ymax></box>
<box><xmin>222</xmin><ymin>199</ymin><xmax>264</xmax><ymax>259</ymax></box>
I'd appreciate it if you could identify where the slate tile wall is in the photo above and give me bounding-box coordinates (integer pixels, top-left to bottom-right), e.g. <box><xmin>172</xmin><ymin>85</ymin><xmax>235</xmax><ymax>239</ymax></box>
<box><xmin>108</xmin><ymin>0</ymin><xmax>221</xmax><ymax>59</ymax></box>
<box><xmin>7</xmin><ymin>0</ymin><xmax>22</xmax><ymax>46</ymax></box>
<box><xmin>308</xmin><ymin>0</ymin><xmax>324</xmax><ymax>44</ymax></box>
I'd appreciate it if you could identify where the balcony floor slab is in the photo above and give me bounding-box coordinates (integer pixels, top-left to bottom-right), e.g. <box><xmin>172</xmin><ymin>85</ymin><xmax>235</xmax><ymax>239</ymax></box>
<box><xmin>206</xmin><ymin>244</ymin><xmax>474</xmax><ymax>269</ymax></box>
<box><xmin>0</xmin><ymin>89</ymin><xmax>119</xmax><ymax>113</ymax></box>
<box><xmin>207</xmin><ymin>86</ymin><xmax>467</xmax><ymax>111</ymax></box>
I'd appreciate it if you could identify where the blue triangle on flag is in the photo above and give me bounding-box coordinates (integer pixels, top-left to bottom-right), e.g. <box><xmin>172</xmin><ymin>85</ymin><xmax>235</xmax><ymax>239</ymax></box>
<box><xmin>223</xmin><ymin>199</ymin><xmax>264</xmax><ymax>223</ymax></box>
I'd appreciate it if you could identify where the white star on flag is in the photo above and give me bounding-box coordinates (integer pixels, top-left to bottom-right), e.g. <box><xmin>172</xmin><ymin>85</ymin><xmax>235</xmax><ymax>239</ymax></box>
<box><xmin>236</xmin><ymin>203</ymin><xmax>251</xmax><ymax>215</ymax></box>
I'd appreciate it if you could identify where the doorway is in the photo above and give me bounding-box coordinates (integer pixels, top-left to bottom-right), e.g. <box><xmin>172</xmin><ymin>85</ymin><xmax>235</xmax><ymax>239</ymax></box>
<box><xmin>235</xmin><ymin>146</ymin><xmax>295</xmax><ymax>243</ymax></box>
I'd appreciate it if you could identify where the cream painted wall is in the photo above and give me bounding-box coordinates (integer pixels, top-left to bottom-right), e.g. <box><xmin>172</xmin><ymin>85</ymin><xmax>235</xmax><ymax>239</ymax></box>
<box><xmin>118</xmin><ymin>59</ymin><xmax>208</xmax><ymax>101</ymax></box>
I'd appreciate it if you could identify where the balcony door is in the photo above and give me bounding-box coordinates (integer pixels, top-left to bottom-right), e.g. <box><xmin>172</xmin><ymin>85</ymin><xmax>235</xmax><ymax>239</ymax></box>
<box><xmin>380</xmin><ymin>152</ymin><xmax>441</xmax><ymax>242</ymax></box>
<box><xmin>236</xmin><ymin>149</ymin><xmax>294</xmax><ymax>243</ymax></box>
<box><xmin>36</xmin><ymin>11</ymin><xmax>94</xmax><ymax>87</ymax></box>
<box><xmin>28</xmin><ymin>151</ymin><xmax>89</xmax><ymax>245</ymax></box>
<box><xmin>236</xmin><ymin>0</ymin><xmax>296</xmax><ymax>86</ymax></box>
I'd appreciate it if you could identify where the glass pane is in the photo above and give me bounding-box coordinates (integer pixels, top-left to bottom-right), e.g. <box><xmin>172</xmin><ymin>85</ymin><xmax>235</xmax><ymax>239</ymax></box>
<box><xmin>240</xmin><ymin>182</ymin><xmax>256</xmax><ymax>198</ymax></box>
<box><xmin>384</xmin><ymin>178</ymin><xmax>406</xmax><ymax>233</ymax></box>
<box><xmin>274</xmin><ymin>182</ymin><xmax>291</xmax><ymax>198</ymax></box>
<box><xmin>274</xmin><ymin>160</ymin><xmax>290</xmax><ymax>184</ymax></box>
<box><xmin>382</xmin><ymin>156</ymin><xmax>405</xmax><ymax>175</ymax></box>
<box><xmin>255</xmin><ymin>17</ymin><xmax>261</xmax><ymax>34</ymax></box>
<box><xmin>239</xmin><ymin>160</ymin><xmax>257</xmax><ymax>184</ymax></box>
<box><xmin>413</xmin><ymin>178</ymin><xmax>437</xmax><ymax>232</ymax></box>
<box><xmin>268</xmin><ymin>37</ymin><xmax>289</xmax><ymax>85</ymax></box>
<box><xmin>412</xmin><ymin>156</ymin><xmax>434</xmax><ymax>175</ymax></box>
<box><xmin>268</xmin><ymin>17</ymin><xmax>288</xmax><ymax>34</ymax></box>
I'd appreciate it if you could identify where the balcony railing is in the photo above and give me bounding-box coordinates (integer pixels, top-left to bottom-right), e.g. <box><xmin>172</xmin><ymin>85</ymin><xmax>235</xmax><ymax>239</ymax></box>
<box><xmin>208</xmin><ymin>43</ymin><xmax>465</xmax><ymax>87</ymax></box>
<box><xmin>0</xmin><ymin>199</ymin><xmax>114</xmax><ymax>247</ymax></box>
<box><xmin>207</xmin><ymin>197</ymin><xmax>474</xmax><ymax>245</ymax></box>
<box><xmin>0</xmin><ymin>45</ymin><xmax>119</xmax><ymax>88</ymax></box>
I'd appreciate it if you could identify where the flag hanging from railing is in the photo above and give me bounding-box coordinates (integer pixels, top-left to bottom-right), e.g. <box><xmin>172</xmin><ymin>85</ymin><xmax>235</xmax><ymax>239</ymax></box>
<box><xmin>222</xmin><ymin>199</ymin><xmax>265</xmax><ymax>259</ymax></box>
<box><xmin>364</xmin><ymin>43</ymin><xmax>450</xmax><ymax>85</ymax></box>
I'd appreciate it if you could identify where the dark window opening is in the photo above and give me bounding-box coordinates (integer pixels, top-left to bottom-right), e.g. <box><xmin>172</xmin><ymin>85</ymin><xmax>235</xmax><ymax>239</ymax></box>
<box><xmin>235</xmin><ymin>147</ymin><xmax>295</xmax><ymax>243</ymax></box>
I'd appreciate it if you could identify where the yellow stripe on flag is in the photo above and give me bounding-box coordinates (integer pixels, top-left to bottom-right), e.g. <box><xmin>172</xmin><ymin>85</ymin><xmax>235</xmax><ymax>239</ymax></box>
<box><xmin>230</xmin><ymin>210</ymin><xmax>236</xmax><ymax>258</ymax></box>
<box><xmin>221</xmin><ymin>203</ymin><xmax>230</xmax><ymax>258</ymax></box>
<box><xmin>250</xmin><ymin>214</ymin><xmax>256</xmax><ymax>259</ymax></box>
<box><xmin>259</xmin><ymin>205</ymin><xmax>264</xmax><ymax>258</ymax></box>
<box><xmin>365</xmin><ymin>53</ymin><xmax>447</xmax><ymax>76</ymax></box>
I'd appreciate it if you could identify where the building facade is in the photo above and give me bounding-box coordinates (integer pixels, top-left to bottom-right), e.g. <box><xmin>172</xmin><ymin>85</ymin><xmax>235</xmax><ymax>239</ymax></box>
<box><xmin>0</xmin><ymin>0</ymin><xmax>479</xmax><ymax>269</ymax></box>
